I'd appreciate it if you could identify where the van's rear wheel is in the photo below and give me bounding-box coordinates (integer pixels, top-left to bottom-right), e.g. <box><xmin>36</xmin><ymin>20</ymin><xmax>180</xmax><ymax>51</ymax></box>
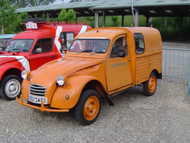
<box><xmin>1</xmin><ymin>75</ymin><xmax>22</xmax><ymax>100</ymax></box>
<box><xmin>73</xmin><ymin>89</ymin><xmax>101</xmax><ymax>125</ymax></box>
<box><xmin>143</xmin><ymin>73</ymin><xmax>157</xmax><ymax>96</ymax></box>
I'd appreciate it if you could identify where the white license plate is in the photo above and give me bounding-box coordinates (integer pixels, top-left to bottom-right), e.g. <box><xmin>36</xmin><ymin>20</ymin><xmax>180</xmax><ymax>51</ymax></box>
<box><xmin>28</xmin><ymin>95</ymin><xmax>48</xmax><ymax>105</ymax></box>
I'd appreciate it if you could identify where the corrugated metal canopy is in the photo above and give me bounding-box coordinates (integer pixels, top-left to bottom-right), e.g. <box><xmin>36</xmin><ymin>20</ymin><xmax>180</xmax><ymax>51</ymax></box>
<box><xmin>16</xmin><ymin>0</ymin><xmax>190</xmax><ymax>17</ymax></box>
<box><xmin>93</xmin><ymin>0</ymin><xmax>190</xmax><ymax>9</ymax></box>
<box><xmin>92</xmin><ymin>0</ymin><xmax>190</xmax><ymax>17</ymax></box>
<box><xmin>16</xmin><ymin>1</ymin><xmax>99</xmax><ymax>13</ymax></box>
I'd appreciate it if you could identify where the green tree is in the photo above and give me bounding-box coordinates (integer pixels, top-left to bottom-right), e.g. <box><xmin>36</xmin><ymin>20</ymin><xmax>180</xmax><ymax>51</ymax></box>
<box><xmin>0</xmin><ymin>0</ymin><xmax>28</xmax><ymax>34</ymax></box>
<box><xmin>152</xmin><ymin>17</ymin><xmax>190</xmax><ymax>41</ymax></box>
<box><xmin>58</xmin><ymin>9</ymin><xmax>76</xmax><ymax>23</ymax></box>
<box><xmin>84</xmin><ymin>16</ymin><xmax>94</xmax><ymax>27</ymax></box>
<box><xmin>111</xmin><ymin>16</ymin><xmax>119</xmax><ymax>26</ymax></box>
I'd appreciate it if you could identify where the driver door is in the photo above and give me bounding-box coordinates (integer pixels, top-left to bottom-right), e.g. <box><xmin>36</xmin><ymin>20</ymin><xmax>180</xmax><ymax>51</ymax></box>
<box><xmin>106</xmin><ymin>35</ymin><xmax>132</xmax><ymax>92</ymax></box>
<box><xmin>29</xmin><ymin>38</ymin><xmax>58</xmax><ymax>70</ymax></box>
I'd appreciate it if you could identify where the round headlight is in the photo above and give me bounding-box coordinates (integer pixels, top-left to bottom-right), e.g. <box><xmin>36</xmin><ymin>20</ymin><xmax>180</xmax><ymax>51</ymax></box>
<box><xmin>56</xmin><ymin>76</ymin><xmax>65</xmax><ymax>86</ymax></box>
<box><xmin>21</xmin><ymin>70</ymin><xmax>28</xmax><ymax>80</ymax></box>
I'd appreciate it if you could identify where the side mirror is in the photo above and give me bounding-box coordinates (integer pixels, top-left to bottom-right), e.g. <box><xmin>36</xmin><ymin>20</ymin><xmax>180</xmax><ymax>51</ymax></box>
<box><xmin>35</xmin><ymin>48</ymin><xmax>42</xmax><ymax>54</ymax></box>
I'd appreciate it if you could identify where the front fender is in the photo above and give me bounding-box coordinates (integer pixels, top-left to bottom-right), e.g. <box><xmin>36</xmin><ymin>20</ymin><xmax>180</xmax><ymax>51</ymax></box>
<box><xmin>50</xmin><ymin>75</ymin><xmax>98</xmax><ymax>109</ymax></box>
<box><xmin>0</xmin><ymin>63</ymin><xmax>23</xmax><ymax>80</ymax></box>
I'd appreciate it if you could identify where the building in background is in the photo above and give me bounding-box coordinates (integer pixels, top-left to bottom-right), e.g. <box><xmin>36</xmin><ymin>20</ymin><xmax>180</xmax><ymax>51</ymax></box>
<box><xmin>16</xmin><ymin>0</ymin><xmax>190</xmax><ymax>27</ymax></box>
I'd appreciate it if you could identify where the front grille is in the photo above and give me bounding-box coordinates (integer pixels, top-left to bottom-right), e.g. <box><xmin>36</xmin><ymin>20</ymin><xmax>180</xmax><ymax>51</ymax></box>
<box><xmin>30</xmin><ymin>84</ymin><xmax>46</xmax><ymax>96</ymax></box>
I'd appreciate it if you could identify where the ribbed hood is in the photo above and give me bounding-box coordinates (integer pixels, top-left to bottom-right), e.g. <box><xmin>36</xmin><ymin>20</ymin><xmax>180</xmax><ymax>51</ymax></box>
<box><xmin>30</xmin><ymin>56</ymin><xmax>103</xmax><ymax>87</ymax></box>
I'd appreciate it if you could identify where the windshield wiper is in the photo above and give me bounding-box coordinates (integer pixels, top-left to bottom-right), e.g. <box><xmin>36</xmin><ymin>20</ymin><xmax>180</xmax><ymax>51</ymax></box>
<box><xmin>95</xmin><ymin>49</ymin><xmax>105</xmax><ymax>53</ymax></box>
<box><xmin>7</xmin><ymin>48</ymin><xmax>21</xmax><ymax>52</ymax></box>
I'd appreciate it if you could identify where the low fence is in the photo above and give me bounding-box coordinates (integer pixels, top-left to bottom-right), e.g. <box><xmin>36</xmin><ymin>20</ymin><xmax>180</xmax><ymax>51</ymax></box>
<box><xmin>163</xmin><ymin>47</ymin><xmax>190</xmax><ymax>81</ymax></box>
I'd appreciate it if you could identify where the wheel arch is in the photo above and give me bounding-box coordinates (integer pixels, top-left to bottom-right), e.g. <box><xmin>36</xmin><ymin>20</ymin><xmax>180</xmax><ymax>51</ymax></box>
<box><xmin>51</xmin><ymin>76</ymin><xmax>108</xmax><ymax>109</ymax></box>
<box><xmin>0</xmin><ymin>68</ymin><xmax>23</xmax><ymax>100</ymax></box>
<box><xmin>82</xmin><ymin>80</ymin><xmax>107</xmax><ymax>98</ymax></box>
<box><xmin>151</xmin><ymin>69</ymin><xmax>162</xmax><ymax>79</ymax></box>
<box><xmin>0</xmin><ymin>68</ymin><xmax>22</xmax><ymax>81</ymax></box>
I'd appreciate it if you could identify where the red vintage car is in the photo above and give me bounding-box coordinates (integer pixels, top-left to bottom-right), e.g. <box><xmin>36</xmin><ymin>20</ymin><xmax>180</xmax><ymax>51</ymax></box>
<box><xmin>0</xmin><ymin>21</ymin><xmax>91</xmax><ymax>100</ymax></box>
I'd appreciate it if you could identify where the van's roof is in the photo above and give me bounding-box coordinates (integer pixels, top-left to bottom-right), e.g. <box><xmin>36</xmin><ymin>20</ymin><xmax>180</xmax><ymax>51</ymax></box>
<box><xmin>77</xmin><ymin>27</ymin><xmax>160</xmax><ymax>40</ymax></box>
<box><xmin>14</xmin><ymin>29</ymin><xmax>52</xmax><ymax>40</ymax></box>
<box><xmin>126</xmin><ymin>27</ymin><xmax>160</xmax><ymax>35</ymax></box>
<box><xmin>14</xmin><ymin>23</ymin><xmax>91</xmax><ymax>40</ymax></box>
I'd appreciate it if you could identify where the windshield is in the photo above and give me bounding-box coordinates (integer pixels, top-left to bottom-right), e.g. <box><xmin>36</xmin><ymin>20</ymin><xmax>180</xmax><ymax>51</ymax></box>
<box><xmin>0</xmin><ymin>39</ymin><xmax>11</xmax><ymax>51</ymax></box>
<box><xmin>5</xmin><ymin>39</ymin><xmax>33</xmax><ymax>52</ymax></box>
<box><xmin>69</xmin><ymin>39</ymin><xmax>109</xmax><ymax>53</ymax></box>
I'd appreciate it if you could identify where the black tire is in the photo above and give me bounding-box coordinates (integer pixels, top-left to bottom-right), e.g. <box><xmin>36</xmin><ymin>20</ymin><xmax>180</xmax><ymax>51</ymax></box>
<box><xmin>1</xmin><ymin>75</ymin><xmax>22</xmax><ymax>100</ymax></box>
<box><xmin>73</xmin><ymin>89</ymin><xmax>101</xmax><ymax>125</ymax></box>
<box><xmin>143</xmin><ymin>72</ymin><xmax>157</xmax><ymax>96</ymax></box>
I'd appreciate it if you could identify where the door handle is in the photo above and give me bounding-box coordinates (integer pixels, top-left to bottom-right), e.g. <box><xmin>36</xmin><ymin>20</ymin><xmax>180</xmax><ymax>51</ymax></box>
<box><xmin>112</xmin><ymin>62</ymin><xmax>127</xmax><ymax>67</ymax></box>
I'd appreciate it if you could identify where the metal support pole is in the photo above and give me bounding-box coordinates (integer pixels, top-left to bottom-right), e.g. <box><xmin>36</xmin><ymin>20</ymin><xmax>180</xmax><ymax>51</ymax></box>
<box><xmin>95</xmin><ymin>11</ymin><xmax>99</xmax><ymax>28</ymax></box>
<box><xmin>149</xmin><ymin>17</ymin><xmax>153</xmax><ymax>27</ymax></box>
<box><xmin>185</xmin><ymin>55</ymin><xmax>190</xmax><ymax>103</ymax></box>
<box><xmin>134</xmin><ymin>9</ymin><xmax>139</xmax><ymax>26</ymax></box>
<box><xmin>103</xmin><ymin>11</ymin><xmax>106</xmax><ymax>27</ymax></box>
<box><xmin>146</xmin><ymin>16</ymin><xmax>153</xmax><ymax>27</ymax></box>
<box><xmin>121</xmin><ymin>15</ymin><xmax>125</xmax><ymax>27</ymax></box>
<box><xmin>164</xmin><ymin>18</ymin><xmax>167</xmax><ymax>28</ymax></box>
<box><xmin>75</xmin><ymin>16</ymin><xmax>78</xmax><ymax>24</ymax></box>
<box><xmin>146</xmin><ymin>16</ymin><xmax>149</xmax><ymax>26</ymax></box>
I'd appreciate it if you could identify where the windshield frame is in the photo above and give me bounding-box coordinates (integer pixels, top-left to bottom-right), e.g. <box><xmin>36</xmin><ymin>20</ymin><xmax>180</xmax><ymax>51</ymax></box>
<box><xmin>68</xmin><ymin>38</ymin><xmax>110</xmax><ymax>54</ymax></box>
<box><xmin>5</xmin><ymin>39</ymin><xmax>34</xmax><ymax>53</ymax></box>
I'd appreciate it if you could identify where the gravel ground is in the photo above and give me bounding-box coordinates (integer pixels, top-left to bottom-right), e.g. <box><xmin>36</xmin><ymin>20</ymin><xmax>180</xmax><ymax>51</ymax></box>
<box><xmin>0</xmin><ymin>42</ymin><xmax>190</xmax><ymax>143</ymax></box>
<box><xmin>0</xmin><ymin>80</ymin><xmax>190</xmax><ymax>143</ymax></box>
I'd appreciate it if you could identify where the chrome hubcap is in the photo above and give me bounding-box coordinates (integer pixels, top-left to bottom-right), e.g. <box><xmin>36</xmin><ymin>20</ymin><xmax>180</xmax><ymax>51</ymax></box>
<box><xmin>5</xmin><ymin>79</ymin><xmax>21</xmax><ymax>98</ymax></box>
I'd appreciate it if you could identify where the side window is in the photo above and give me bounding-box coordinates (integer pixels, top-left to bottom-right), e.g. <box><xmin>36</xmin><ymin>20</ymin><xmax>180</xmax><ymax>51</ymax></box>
<box><xmin>60</xmin><ymin>32</ymin><xmax>74</xmax><ymax>49</ymax></box>
<box><xmin>66</xmin><ymin>32</ymin><xmax>74</xmax><ymax>48</ymax></box>
<box><xmin>111</xmin><ymin>36</ymin><xmax>127</xmax><ymax>58</ymax></box>
<box><xmin>32</xmin><ymin>38</ymin><xmax>52</xmax><ymax>54</ymax></box>
<box><xmin>134</xmin><ymin>33</ymin><xmax>145</xmax><ymax>54</ymax></box>
<box><xmin>60</xmin><ymin>32</ymin><xmax>66</xmax><ymax>47</ymax></box>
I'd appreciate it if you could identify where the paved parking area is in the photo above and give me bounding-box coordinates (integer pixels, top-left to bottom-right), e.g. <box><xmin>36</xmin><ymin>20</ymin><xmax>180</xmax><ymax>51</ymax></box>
<box><xmin>0</xmin><ymin>80</ymin><xmax>190</xmax><ymax>143</ymax></box>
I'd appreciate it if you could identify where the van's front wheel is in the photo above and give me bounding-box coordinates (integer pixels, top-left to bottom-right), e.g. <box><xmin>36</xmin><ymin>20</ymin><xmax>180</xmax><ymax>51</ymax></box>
<box><xmin>73</xmin><ymin>89</ymin><xmax>101</xmax><ymax>125</ymax></box>
<box><xmin>143</xmin><ymin>73</ymin><xmax>157</xmax><ymax>96</ymax></box>
<box><xmin>1</xmin><ymin>75</ymin><xmax>22</xmax><ymax>100</ymax></box>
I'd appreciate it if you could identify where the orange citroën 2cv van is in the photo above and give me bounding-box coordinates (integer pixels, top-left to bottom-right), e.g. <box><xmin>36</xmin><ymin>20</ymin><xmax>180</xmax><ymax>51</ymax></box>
<box><xmin>17</xmin><ymin>27</ymin><xmax>162</xmax><ymax>125</ymax></box>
